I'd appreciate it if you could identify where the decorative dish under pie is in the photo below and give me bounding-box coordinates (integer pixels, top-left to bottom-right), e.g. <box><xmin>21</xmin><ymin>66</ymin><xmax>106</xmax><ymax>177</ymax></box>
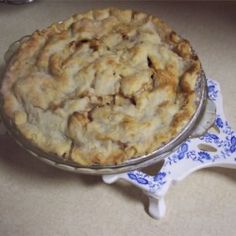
<box><xmin>0</xmin><ymin>8</ymin><xmax>202</xmax><ymax>165</ymax></box>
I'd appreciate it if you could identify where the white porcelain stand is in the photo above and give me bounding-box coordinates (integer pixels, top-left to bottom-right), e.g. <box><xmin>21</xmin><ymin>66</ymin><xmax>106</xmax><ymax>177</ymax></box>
<box><xmin>102</xmin><ymin>79</ymin><xmax>236</xmax><ymax>219</ymax></box>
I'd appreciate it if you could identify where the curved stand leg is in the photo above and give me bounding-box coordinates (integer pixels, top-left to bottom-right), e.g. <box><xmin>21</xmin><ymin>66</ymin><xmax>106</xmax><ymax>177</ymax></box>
<box><xmin>147</xmin><ymin>194</ymin><xmax>166</xmax><ymax>219</ymax></box>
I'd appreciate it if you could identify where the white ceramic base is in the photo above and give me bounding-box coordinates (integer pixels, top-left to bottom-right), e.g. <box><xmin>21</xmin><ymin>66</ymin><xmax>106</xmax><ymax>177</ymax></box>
<box><xmin>102</xmin><ymin>79</ymin><xmax>236</xmax><ymax>219</ymax></box>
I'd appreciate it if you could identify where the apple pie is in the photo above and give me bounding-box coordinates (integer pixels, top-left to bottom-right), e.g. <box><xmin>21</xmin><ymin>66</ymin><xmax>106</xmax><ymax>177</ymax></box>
<box><xmin>1</xmin><ymin>8</ymin><xmax>201</xmax><ymax>165</ymax></box>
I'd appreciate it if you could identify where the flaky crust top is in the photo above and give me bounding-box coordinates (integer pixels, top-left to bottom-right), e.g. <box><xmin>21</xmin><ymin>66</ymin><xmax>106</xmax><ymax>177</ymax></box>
<box><xmin>1</xmin><ymin>8</ymin><xmax>201</xmax><ymax>165</ymax></box>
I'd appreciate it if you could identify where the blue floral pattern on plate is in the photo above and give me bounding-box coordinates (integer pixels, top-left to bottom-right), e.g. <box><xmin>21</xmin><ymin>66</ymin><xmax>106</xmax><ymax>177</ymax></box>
<box><xmin>207</xmin><ymin>80</ymin><xmax>218</xmax><ymax>101</ymax></box>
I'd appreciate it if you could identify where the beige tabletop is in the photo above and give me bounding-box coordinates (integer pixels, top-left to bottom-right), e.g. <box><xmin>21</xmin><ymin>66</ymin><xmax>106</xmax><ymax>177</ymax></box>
<box><xmin>0</xmin><ymin>1</ymin><xmax>236</xmax><ymax>236</ymax></box>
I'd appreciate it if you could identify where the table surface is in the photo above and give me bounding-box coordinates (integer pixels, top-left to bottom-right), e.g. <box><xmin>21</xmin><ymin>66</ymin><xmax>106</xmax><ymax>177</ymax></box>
<box><xmin>0</xmin><ymin>1</ymin><xmax>236</xmax><ymax>236</ymax></box>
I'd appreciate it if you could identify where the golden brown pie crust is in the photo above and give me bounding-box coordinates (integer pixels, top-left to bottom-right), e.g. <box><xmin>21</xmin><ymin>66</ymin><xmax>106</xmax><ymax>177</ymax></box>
<box><xmin>1</xmin><ymin>8</ymin><xmax>201</xmax><ymax>165</ymax></box>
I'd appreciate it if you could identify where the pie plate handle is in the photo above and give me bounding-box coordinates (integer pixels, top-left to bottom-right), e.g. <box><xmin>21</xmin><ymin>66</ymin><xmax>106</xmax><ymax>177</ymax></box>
<box><xmin>103</xmin><ymin>79</ymin><xmax>236</xmax><ymax>219</ymax></box>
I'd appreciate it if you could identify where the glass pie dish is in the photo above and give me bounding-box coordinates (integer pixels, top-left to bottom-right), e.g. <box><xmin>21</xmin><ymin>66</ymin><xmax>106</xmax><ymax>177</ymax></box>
<box><xmin>0</xmin><ymin>35</ymin><xmax>211</xmax><ymax>175</ymax></box>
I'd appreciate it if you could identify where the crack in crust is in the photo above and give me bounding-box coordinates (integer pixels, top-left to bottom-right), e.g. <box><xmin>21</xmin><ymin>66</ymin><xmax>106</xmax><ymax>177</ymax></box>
<box><xmin>1</xmin><ymin>8</ymin><xmax>201</xmax><ymax>165</ymax></box>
